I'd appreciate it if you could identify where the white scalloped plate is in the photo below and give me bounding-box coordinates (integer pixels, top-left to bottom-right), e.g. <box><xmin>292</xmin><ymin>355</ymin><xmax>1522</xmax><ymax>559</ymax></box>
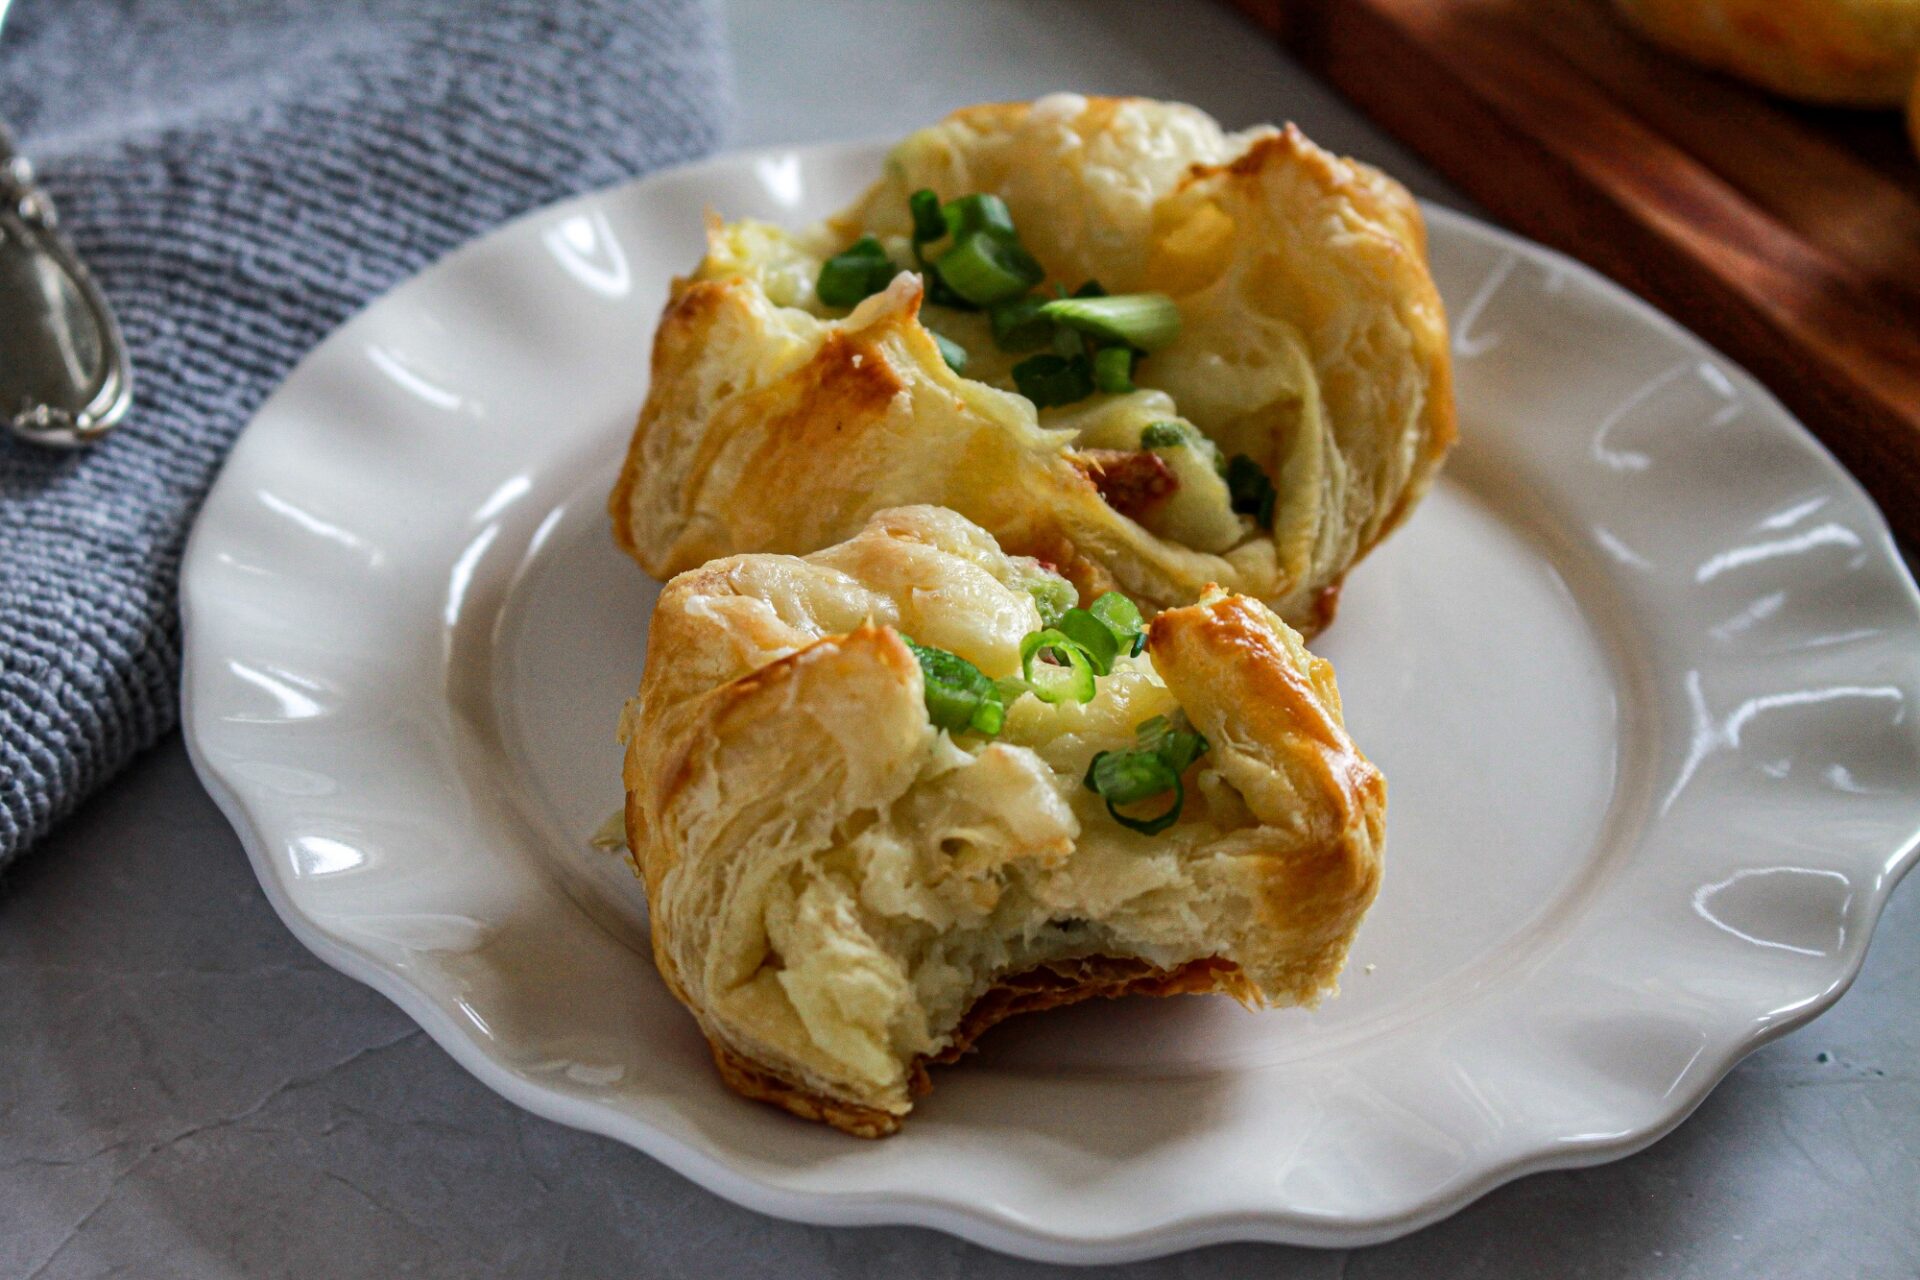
<box><xmin>180</xmin><ymin>141</ymin><xmax>1920</xmax><ymax>1261</ymax></box>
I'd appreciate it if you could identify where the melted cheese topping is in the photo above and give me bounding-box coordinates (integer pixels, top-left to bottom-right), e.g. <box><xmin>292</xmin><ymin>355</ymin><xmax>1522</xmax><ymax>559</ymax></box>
<box><xmin>694</xmin><ymin>124</ymin><xmax>1262</xmax><ymax>564</ymax></box>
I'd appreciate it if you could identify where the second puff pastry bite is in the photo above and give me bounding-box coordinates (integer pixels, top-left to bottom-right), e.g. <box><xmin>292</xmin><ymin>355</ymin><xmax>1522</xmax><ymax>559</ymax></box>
<box><xmin>619</xmin><ymin>506</ymin><xmax>1385</xmax><ymax>1135</ymax></box>
<box><xmin>611</xmin><ymin>95</ymin><xmax>1455</xmax><ymax>634</ymax></box>
<box><xmin>1613</xmin><ymin>0</ymin><xmax>1920</xmax><ymax>108</ymax></box>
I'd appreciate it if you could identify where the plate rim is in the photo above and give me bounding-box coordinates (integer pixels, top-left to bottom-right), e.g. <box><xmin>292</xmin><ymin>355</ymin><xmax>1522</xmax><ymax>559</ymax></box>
<box><xmin>180</xmin><ymin>138</ymin><xmax>1920</xmax><ymax>1262</ymax></box>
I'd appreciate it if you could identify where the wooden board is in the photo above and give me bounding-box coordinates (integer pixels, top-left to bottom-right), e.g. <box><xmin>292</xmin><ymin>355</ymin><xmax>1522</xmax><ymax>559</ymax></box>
<box><xmin>1225</xmin><ymin>0</ymin><xmax>1920</xmax><ymax>542</ymax></box>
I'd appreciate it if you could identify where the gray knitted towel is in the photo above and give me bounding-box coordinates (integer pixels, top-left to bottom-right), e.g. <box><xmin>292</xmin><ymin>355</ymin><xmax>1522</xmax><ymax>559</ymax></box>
<box><xmin>0</xmin><ymin>0</ymin><xmax>728</xmax><ymax>868</ymax></box>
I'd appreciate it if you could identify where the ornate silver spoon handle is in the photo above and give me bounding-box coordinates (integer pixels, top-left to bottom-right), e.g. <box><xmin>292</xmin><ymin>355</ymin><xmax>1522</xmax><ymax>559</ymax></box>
<box><xmin>1</xmin><ymin>121</ymin><xmax>134</xmax><ymax>447</ymax></box>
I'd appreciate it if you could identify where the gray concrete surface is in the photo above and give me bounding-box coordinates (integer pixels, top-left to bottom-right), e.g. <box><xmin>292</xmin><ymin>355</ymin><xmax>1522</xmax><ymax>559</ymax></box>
<box><xmin>4</xmin><ymin>1</ymin><xmax>1916</xmax><ymax>1275</ymax></box>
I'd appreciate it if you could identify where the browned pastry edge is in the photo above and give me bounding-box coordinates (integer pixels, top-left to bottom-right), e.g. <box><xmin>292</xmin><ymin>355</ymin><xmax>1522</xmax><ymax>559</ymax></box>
<box><xmin>705</xmin><ymin>954</ymin><xmax>1254</xmax><ymax>1138</ymax></box>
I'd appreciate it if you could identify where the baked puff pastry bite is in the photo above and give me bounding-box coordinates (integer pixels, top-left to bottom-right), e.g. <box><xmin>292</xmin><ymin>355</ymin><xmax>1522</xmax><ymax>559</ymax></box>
<box><xmin>610</xmin><ymin>95</ymin><xmax>1455</xmax><ymax>635</ymax></box>
<box><xmin>1613</xmin><ymin>0</ymin><xmax>1920</xmax><ymax>108</ymax></box>
<box><xmin>619</xmin><ymin>505</ymin><xmax>1385</xmax><ymax>1135</ymax></box>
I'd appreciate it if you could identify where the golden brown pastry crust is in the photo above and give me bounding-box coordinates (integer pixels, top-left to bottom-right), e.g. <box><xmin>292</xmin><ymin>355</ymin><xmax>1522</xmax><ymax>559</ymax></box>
<box><xmin>1147</xmin><ymin>593</ymin><xmax>1387</xmax><ymax>977</ymax></box>
<box><xmin>611</xmin><ymin>97</ymin><xmax>1455</xmax><ymax>633</ymax></box>
<box><xmin>620</xmin><ymin>506</ymin><xmax>1385</xmax><ymax>1135</ymax></box>
<box><xmin>1613</xmin><ymin>0</ymin><xmax>1920</xmax><ymax>106</ymax></box>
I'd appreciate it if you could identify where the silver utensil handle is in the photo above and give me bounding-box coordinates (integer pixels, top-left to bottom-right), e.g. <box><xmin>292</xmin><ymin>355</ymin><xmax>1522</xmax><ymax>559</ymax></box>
<box><xmin>1</xmin><ymin>122</ymin><xmax>134</xmax><ymax>447</ymax></box>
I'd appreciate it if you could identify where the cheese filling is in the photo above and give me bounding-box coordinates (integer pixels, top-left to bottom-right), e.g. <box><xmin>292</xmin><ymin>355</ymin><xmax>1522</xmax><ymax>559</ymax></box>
<box><xmin>700</xmin><ymin>217</ymin><xmax>1260</xmax><ymax>561</ymax></box>
<box><xmin>716</xmin><ymin>651</ymin><xmax>1260</xmax><ymax>1105</ymax></box>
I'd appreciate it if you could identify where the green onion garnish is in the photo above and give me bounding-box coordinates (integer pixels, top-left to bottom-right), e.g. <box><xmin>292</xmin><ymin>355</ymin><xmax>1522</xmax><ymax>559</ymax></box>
<box><xmin>1082</xmin><ymin>713</ymin><xmax>1210</xmax><ymax>834</ymax></box>
<box><xmin>1026</xmin><ymin>577</ymin><xmax>1077</xmax><ymax>627</ymax></box>
<box><xmin>1134</xmin><ymin>713</ymin><xmax>1209</xmax><ymax>773</ymax></box>
<box><xmin>903</xmin><ymin>636</ymin><xmax>1005</xmax><ymax>735</ymax></box>
<box><xmin>1090</xmin><ymin>591</ymin><xmax>1147</xmax><ymax>656</ymax></box>
<box><xmin>935</xmin><ymin>233</ymin><xmax>1045</xmax><ymax>307</ymax></box>
<box><xmin>907</xmin><ymin>188</ymin><xmax>973</xmax><ymax>309</ymax></box>
<box><xmin>989</xmin><ymin>295</ymin><xmax>1053</xmax><ymax>352</ymax></box>
<box><xmin>1088</xmin><ymin>746</ymin><xmax>1179</xmax><ymax>802</ymax></box>
<box><xmin>1040</xmin><ymin>292</ymin><xmax>1182</xmax><ymax>352</ymax></box>
<box><xmin>1083</xmin><ymin>751</ymin><xmax>1181</xmax><ymax>834</ymax></box>
<box><xmin>1055</xmin><ymin>609</ymin><xmax>1120</xmax><ymax>675</ymax></box>
<box><xmin>1093</xmin><ymin>345</ymin><xmax>1136</xmax><ymax>394</ymax></box>
<box><xmin>1051</xmin><ymin>321</ymin><xmax>1087</xmax><ymax>361</ymax></box>
<box><xmin>932</xmin><ymin>331</ymin><xmax>969</xmax><ymax>375</ymax></box>
<box><xmin>1051</xmin><ymin>591</ymin><xmax>1145</xmax><ymax>675</ymax></box>
<box><xmin>1140</xmin><ymin>421</ymin><xmax>1189</xmax><ymax>449</ymax></box>
<box><xmin>909</xmin><ymin>188</ymin><xmax>947</xmax><ymax>245</ymax></box>
<box><xmin>993</xmin><ymin>674</ymin><xmax>1032</xmax><ymax>707</ymax></box>
<box><xmin>924</xmin><ymin>272</ymin><xmax>973</xmax><ymax>310</ymax></box>
<box><xmin>1012</xmin><ymin>353</ymin><xmax>1094</xmax><ymax>409</ymax></box>
<box><xmin>1226</xmin><ymin>454</ymin><xmax>1277</xmax><ymax>529</ymax></box>
<box><xmin>816</xmin><ymin>235</ymin><xmax>897</xmax><ymax>308</ymax></box>
<box><xmin>895</xmin><ymin>194</ymin><xmax>1168</xmax><ymax>406</ymax></box>
<box><xmin>941</xmin><ymin>193</ymin><xmax>1017</xmax><ymax>241</ymax></box>
<box><xmin>1019</xmin><ymin>629</ymin><xmax>1098</xmax><ymax>704</ymax></box>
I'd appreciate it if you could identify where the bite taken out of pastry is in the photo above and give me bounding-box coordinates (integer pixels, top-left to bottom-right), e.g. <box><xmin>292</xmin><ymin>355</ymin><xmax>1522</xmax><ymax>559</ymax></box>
<box><xmin>618</xmin><ymin>505</ymin><xmax>1385</xmax><ymax>1136</ymax></box>
<box><xmin>610</xmin><ymin>94</ymin><xmax>1455</xmax><ymax>636</ymax></box>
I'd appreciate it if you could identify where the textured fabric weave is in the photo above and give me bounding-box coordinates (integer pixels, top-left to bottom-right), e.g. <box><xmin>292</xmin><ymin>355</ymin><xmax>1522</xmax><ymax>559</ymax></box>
<box><xmin>0</xmin><ymin>0</ymin><xmax>728</xmax><ymax>867</ymax></box>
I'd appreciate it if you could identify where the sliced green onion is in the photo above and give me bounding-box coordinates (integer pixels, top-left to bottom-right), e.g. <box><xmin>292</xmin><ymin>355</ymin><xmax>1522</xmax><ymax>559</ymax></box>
<box><xmin>1093</xmin><ymin>345</ymin><xmax>1136</xmax><ymax>394</ymax></box>
<box><xmin>1051</xmin><ymin>322</ymin><xmax>1087</xmax><ymax>361</ymax></box>
<box><xmin>1040</xmin><ymin>292</ymin><xmax>1182</xmax><ymax>352</ymax></box>
<box><xmin>1134</xmin><ymin>713</ymin><xmax>1209</xmax><ymax>773</ymax></box>
<box><xmin>935</xmin><ymin>233</ymin><xmax>1045</xmax><ymax>307</ymax></box>
<box><xmin>941</xmin><ymin>193</ymin><xmax>1017</xmax><ymax>241</ymax></box>
<box><xmin>1055</xmin><ymin>609</ymin><xmax>1120</xmax><ymax>675</ymax></box>
<box><xmin>1025</xmin><ymin>577</ymin><xmax>1077</xmax><ymax>628</ymax></box>
<box><xmin>924</xmin><ymin>271</ymin><xmax>975</xmax><ymax>310</ymax></box>
<box><xmin>1140</xmin><ymin>421</ymin><xmax>1189</xmax><ymax>450</ymax></box>
<box><xmin>817</xmin><ymin>235</ymin><xmax>896</xmax><ymax>308</ymax></box>
<box><xmin>1085</xmin><ymin>749</ymin><xmax>1179</xmax><ymax>806</ymax></box>
<box><xmin>1083</xmin><ymin>750</ymin><xmax>1183</xmax><ymax>834</ymax></box>
<box><xmin>909</xmin><ymin>188</ymin><xmax>947</xmax><ymax>245</ymax></box>
<box><xmin>1226</xmin><ymin>454</ymin><xmax>1277</xmax><ymax>529</ymax></box>
<box><xmin>1089</xmin><ymin>591</ymin><xmax>1147</xmax><ymax>656</ymax></box>
<box><xmin>1081</xmin><ymin>713</ymin><xmax>1211</xmax><ymax>835</ymax></box>
<box><xmin>1012</xmin><ymin>353</ymin><xmax>1094</xmax><ymax>409</ymax></box>
<box><xmin>1019</xmin><ymin>629</ymin><xmax>1098</xmax><ymax>704</ymax></box>
<box><xmin>989</xmin><ymin>295</ymin><xmax>1053</xmax><ymax>352</ymax></box>
<box><xmin>1048</xmin><ymin>592</ymin><xmax>1140</xmax><ymax>674</ymax></box>
<box><xmin>932</xmin><ymin>331</ymin><xmax>969</xmax><ymax>375</ymax></box>
<box><xmin>908</xmin><ymin>189</ymin><xmax>973</xmax><ymax>309</ymax></box>
<box><xmin>994</xmin><ymin>674</ymin><xmax>1032</xmax><ymax>706</ymax></box>
<box><xmin>903</xmin><ymin>636</ymin><xmax>1004</xmax><ymax>735</ymax></box>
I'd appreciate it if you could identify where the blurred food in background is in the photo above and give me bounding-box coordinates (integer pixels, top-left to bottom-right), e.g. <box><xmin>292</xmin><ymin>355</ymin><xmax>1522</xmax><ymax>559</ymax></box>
<box><xmin>1612</xmin><ymin>0</ymin><xmax>1920</xmax><ymax>154</ymax></box>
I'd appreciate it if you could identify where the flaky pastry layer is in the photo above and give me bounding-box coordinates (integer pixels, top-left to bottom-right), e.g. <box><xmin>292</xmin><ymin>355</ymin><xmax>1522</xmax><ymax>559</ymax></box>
<box><xmin>611</xmin><ymin>95</ymin><xmax>1454</xmax><ymax>633</ymax></box>
<box><xmin>620</xmin><ymin>506</ymin><xmax>1384</xmax><ymax>1132</ymax></box>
